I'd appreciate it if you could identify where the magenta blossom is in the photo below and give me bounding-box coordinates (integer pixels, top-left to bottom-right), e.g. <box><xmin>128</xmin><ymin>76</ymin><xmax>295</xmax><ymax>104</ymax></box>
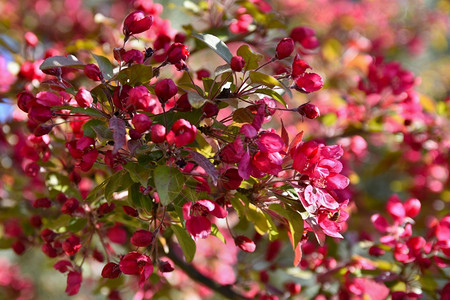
<box><xmin>182</xmin><ymin>200</ymin><xmax>227</xmax><ymax>240</ymax></box>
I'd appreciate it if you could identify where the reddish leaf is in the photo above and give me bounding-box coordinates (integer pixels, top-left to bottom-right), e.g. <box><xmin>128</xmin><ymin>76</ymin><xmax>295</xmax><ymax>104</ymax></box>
<box><xmin>109</xmin><ymin>116</ymin><xmax>126</xmax><ymax>155</ymax></box>
<box><xmin>288</xmin><ymin>130</ymin><xmax>304</xmax><ymax>155</ymax></box>
<box><xmin>187</xmin><ymin>149</ymin><xmax>218</xmax><ymax>185</ymax></box>
<box><xmin>280</xmin><ymin>119</ymin><xmax>289</xmax><ymax>152</ymax></box>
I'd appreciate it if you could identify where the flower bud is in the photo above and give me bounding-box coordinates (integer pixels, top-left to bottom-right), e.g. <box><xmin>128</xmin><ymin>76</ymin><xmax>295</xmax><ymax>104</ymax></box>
<box><xmin>122</xmin><ymin>49</ymin><xmax>144</xmax><ymax>64</ymax></box>
<box><xmin>276</xmin><ymin>38</ymin><xmax>294</xmax><ymax>59</ymax></box>
<box><xmin>154</xmin><ymin>78</ymin><xmax>178</xmax><ymax>102</ymax></box>
<box><xmin>33</xmin><ymin>197</ymin><xmax>52</xmax><ymax>208</ymax></box>
<box><xmin>130</xmin><ymin>230</ymin><xmax>154</xmax><ymax>247</ymax></box>
<box><xmin>123</xmin><ymin>206</ymin><xmax>139</xmax><ymax>217</ymax></box>
<box><xmin>75</xmin><ymin>88</ymin><xmax>93</xmax><ymax>107</ymax></box>
<box><xmin>17</xmin><ymin>91</ymin><xmax>35</xmax><ymax>113</ymax></box>
<box><xmin>129</xmin><ymin>129</ymin><xmax>142</xmax><ymax>140</ymax></box>
<box><xmin>12</xmin><ymin>240</ymin><xmax>26</xmax><ymax>255</ymax></box>
<box><xmin>294</xmin><ymin>73</ymin><xmax>323</xmax><ymax>93</ymax></box>
<box><xmin>84</xmin><ymin>64</ymin><xmax>102</xmax><ymax>81</ymax></box>
<box><xmin>404</xmin><ymin>198</ymin><xmax>421</xmax><ymax>218</ymax></box>
<box><xmin>132</xmin><ymin>113</ymin><xmax>152</xmax><ymax>133</ymax></box>
<box><xmin>174</xmin><ymin>33</ymin><xmax>186</xmax><ymax>43</ymax></box>
<box><xmin>235</xmin><ymin>235</ymin><xmax>256</xmax><ymax>253</ymax></box>
<box><xmin>151</xmin><ymin>124</ymin><xmax>166</xmax><ymax>143</ymax></box>
<box><xmin>176</xmin><ymin>94</ymin><xmax>192</xmax><ymax>112</ymax></box>
<box><xmin>290</xmin><ymin>26</ymin><xmax>319</xmax><ymax>50</ymax></box>
<box><xmin>291</xmin><ymin>55</ymin><xmax>310</xmax><ymax>78</ymax></box>
<box><xmin>285</xmin><ymin>282</ymin><xmax>301</xmax><ymax>295</ymax></box>
<box><xmin>166</xmin><ymin>43</ymin><xmax>189</xmax><ymax>65</ymax></box>
<box><xmin>297</xmin><ymin>103</ymin><xmax>320</xmax><ymax>119</ymax></box>
<box><xmin>123</xmin><ymin>11</ymin><xmax>153</xmax><ymax>36</ymax></box>
<box><xmin>196</xmin><ymin>69</ymin><xmax>210</xmax><ymax>80</ymax></box>
<box><xmin>24</xmin><ymin>32</ymin><xmax>38</xmax><ymax>47</ymax></box>
<box><xmin>202</xmin><ymin>102</ymin><xmax>219</xmax><ymax>117</ymax></box>
<box><xmin>102</xmin><ymin>262</ymin><xmax>122</xmax><ymax>279</ymax></box>
<box><xmin>166</xmin><ymin>119</ymin><xmax>197</xmax><ymax>147</ymax></box>
<box><xmin>28</xmin><ymin>105</ymin><xmax>52</xmax><ymax>123</ymax></box>
<box><xmin>230</xmin><ymin>56</ymin><xmax>245</xmax><ymax>72</ymax></box>
<box><xmin>159</xmin><ymin>260</ymin><xmax>174</xmax><ymax>273</ymax></box>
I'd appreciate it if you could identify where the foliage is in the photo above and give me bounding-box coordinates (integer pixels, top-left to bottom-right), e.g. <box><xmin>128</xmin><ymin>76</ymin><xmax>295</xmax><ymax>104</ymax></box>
<box><xmin>0</xmin><ymin>0</ymin><xmax>449</xmax><ymax>299</ymax></box>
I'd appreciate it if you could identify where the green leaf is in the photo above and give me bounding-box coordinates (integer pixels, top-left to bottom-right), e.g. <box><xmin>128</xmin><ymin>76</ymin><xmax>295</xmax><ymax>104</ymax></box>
<box><xmin>105</xmin><ymin>170</ymin><xmax>131</xmax><ymax>201</ymax></box>
<box><xmin>72</xmin><ymin>107</ymin><xmax>105</xmax><ymax>118</ymax></box>
<box><xmin>123</xmin><ymin>162</ymin><xmax>151</xmax><ymax>187</ymax></box>
<box><xmin>269</xmin><ymin>204</ymin><xmax>303</xmax><ymax>250</ymax></box>
<box><xmin>171</xmin><ymin>225</ymin><xmax>196</xmax><ymax>262</ymax></box>
<box><xmin>187</xmin><ymin>91</ymin><xmax>207</xmax><ymax>109</ymax></box>
<box><xmin>214</xmin><ymin>64</ymin><xmax>232</xmax><ymax>77</ymax></box>
<box><xmin>40</xmin><ymin>55</ymin><xmax>85</xmax><ymax>70</ymax></box>
<box><xmin>249</xmin><ymin>71</ymin><xmax>281</xmax><ymax>88</ymax></box>
<box><xmin>192</xmin><ymin>33</ymin><xmax>233</xmax><ymax>64</ymax></box>
<box><xmin>92</xmin><ymin>53</ymin><xmax>114</xmax><ymax>80</ymax></box>
<box><xmin>115</xmin><ymin>64</ymin><xmax>153</xmax><ymax>86</ymax></box>
<box><xmin>128</xmin><ymin>183</ymin><xmax>152</xmax><ymax>212</ymax></box>
<box><xmin>255</xmin><ymin>88</ymin><xmax>287</xmax><ymax>107</ymax></box>
<box><xmin>233</xmin><ymin>108</ymin><xmax>254</xmax><ymax>124</ymax></box>
<box><xmin>210</xmin><ymin>223</ymin><xmax>226</xmax><ymax>244</ymax></box>
<box><xmin>84</xmin><ymin>120</ymin><xmax>113</xmax><ymax>141</ymax></box>
<box><xmin>154</xmin><ymin>166</ymin><xmax>185</xmax><ymax>206</ymax></box>
<box><xmin>67</xmin><ymin>218</ymin><xmax>88</xmax><ymax>233</ymax></box>
<box><xmin>236</xmin><ymin>45</ymin><xmax>263</xmax><ymax>70</ymax></box>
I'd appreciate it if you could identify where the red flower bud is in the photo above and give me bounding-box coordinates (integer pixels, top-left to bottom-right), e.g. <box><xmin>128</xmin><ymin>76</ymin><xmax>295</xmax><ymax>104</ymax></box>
<box><xmin>196</xmin><ymin>69</ymin><xmax>210</xmax><ymax>80</ymax></box>
<box><xmin>17</xmin><ymin>91</ymin><xmax>36</xmax><ymax>113</ymax></box>
<box><xmin>235</xmin><ymin>235</ymin><xmax>256</xmax><ymax>253</ymax></box>
<box><xmin>30</xmin><ymin>215</ymin><xmax>42</xmax><ymax>228</ymax></box>
<box><xmin>297</xmin><ymin>103</ymin><xmax>320</xmax><ymax>119</ymax></box>
<box><xmin>123</xmin><ymin>11</ymin><xmax>153</xmax><ymax>36</ymax></box>
<box><xmin>122</xmin><ymin>49</ymin><xmax>144</xmax><ymax>64</ymax></box>
<box><xmin>24</xmin><ymin>32</ymin><xmax>38</xmax><ymax>47</ymax></box>
<box><xmin>294</xmin><ymin>73</ymin><xmax>323</xmax><ymax>93</ymax></box>
<box><xmin>129</xmin><ymin>129</ymin><xmax>142</xmax><ymax>140</ymax></box>
<box><xmin>166</xmin><ymin>43</ymin><xmax>189</xmax><ymax>65</ymax></box>
<box><xmin>42</xmin><ymin>243</ymin><xmax>57</xmax><ymax>257</ymax></box>
<box><xmin>290</xmin><ymin>26</ymin><xmax>319</xmax><ymax>50</ymax></box>
<box><xmin>41</xmin><ymin>228</ymin><xmax>57</xmax><ymax>242</ymax></box>
<box><xmin>61</xmin><ymin>198</ymin><xmax>80</xmax><ymax>215</ymax></box>
<box><xmin>159</xmin><ymin>260</ymin><xmax>174</xmax><ymax>272</ymax></box>
<box><xmin>132</xmin><ymin>113</ymin><xmax>153</xmax><ymax>133</ymax></box>
<box><xmin>151</xmin><ymin>124</ymin><xmax>166</xmax><ymax>143</ymax></box>
<box><xmin>404</xmin><ymin>198</ymin><xmax>421</xmax><ymax>218</ymax></box>
<box><xmin>285</xmin><ymin>282</ymin><xmax>301</xmax><ymax>295</ymax></box>
<box><xmin>12</xmin><ymin>240</ymin><xmax>26</xmax><ymax>255</ymax></box>
<box><xmin>75</xmin><ymin>88</ymin><xmax>93</xmax><ymax>107</ymax></box>
<box><xmin>230</xmin><ymin>56</ymin><xmax>245</xmax><ymax>72</ymax></box>
<box><xmin>202</xmin><ymin>102</ymin><xmax>219</xmax><ymax>117</ymax></box>
<box><xmin>123</xmin><ymin>206</ymin><xmax>139</xmax><ymax>217</ymax></box>
<box><xmin>29</xmin><ymin>104</ymin><xmax>53</xmax><ymax>123</ymax></box>
<box><xmin>276</xmin><ymin>38</ymin><xmax>294</xmax><ymax>59</ymax></box>
<box><xmin>84</xmin><ymin>64</ymin><xmax>102</xmax><ymax>81</ymax></box>
<box><xmin>34</xmin><ymin>124</ymin><xmax>54</xmax><ymax>137</ymax></box>
<box><xmin>174</xmin><ymin>33</ymin><xmax>186</xmax><ymax>43</ymax></box>
<box><xmin>98</xmin><ymin>202</ymin><xmax>115</xmax><ymax>216</ymax></box>
<box><xmin>176</xmin><ymin>94</ymin><xmax>192</xmax><ymax>112</ymax></box>
<box><xmin>130</xmin><ymin>230</ymin><xmax>154</xmax><ymax>247</ymax></box>
<box><xmin>291</xmin><ymin>55</ymin><xmax>310</xmax><ymax>78</ymax></box>
<box><xmin>368</xmin><ymin>245</ymin><xmax>385</xmax><ymax>256</ymax></box>
<box><xmin>221</xmin><ymin>169</ymin><xmax>243</xmax><ymax>190</ymax></box>
<box><xmin>166</xmin><ymin>119</ymin><xmax>197</xmax><ymax>147</ymax></box>
<box><xmin>102</xmin><ymin>262</ymin><xmax>122</xmax><ymax>279</ymax></box>
<box><xmin>62</xmin><ymin>234</ymin><xmax>81</xmax><ymax>255</ymax></box>
<box><xmin>113</xmin><ymin>84</ymin><xmax>132</xmax><ymax>110</ymax></box>
<box><xmin>33</xmin><ymin>197</ymin><xmax>52</xmax><ymax>208</ymax></box>
<box><xmin>155</xmin><ymin>78</ymin><xmax>178</xmax><ymax>102</ymax></box>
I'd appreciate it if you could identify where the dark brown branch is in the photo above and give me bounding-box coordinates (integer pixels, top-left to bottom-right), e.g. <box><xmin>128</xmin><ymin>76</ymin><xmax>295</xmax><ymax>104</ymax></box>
<box><xmin>166</xmin><ymin>247</ymin><xmax>249</xmax><ymax>300</ymax></box>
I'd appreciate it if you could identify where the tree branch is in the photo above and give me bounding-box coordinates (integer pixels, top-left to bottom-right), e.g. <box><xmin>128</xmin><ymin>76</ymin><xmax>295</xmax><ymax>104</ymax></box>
<box><xmin>166</xmin><ymin>247</ymin><xmax>249</xmax><ymax>300</ymax></box>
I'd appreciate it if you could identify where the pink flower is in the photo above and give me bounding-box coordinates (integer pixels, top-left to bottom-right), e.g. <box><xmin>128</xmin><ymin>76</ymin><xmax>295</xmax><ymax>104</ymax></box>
<box><xmin>119</xmin><ymin>251</ymin><xmax>153</xmax><ymax>287</ymax></box>
<box><xmin>294</xmin><ymin>73</ymin><xmax>323</xmax><ymax>93</ymax></box>
<box><xmin>65</xmin><ymin>271</ymin><xmax>82</xmax><ymax>296</ymax></box>
<box><xmin>166</xmin><ymin>119</ymin><xmax>197</xmax><ymax>147</ymax></box>
<box><xmin>183</xmin><ymin>200</ymin><xmax>227</xmax><ymax>240</ymax></box>
<box><xmin>123</xmin><ymin>11</ymin><xmax>153</xmax><ymax>36</ymax></box>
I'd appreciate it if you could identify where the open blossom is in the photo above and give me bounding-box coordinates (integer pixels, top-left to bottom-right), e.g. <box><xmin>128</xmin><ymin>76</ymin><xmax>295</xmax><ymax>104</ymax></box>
<box><xmin>119</xmin><ymin>252</ymin><xmax>153</xmax><ymax>287</ymax></box>
<box><xmin>183</xmin><ymin>200</ymin><xmax>227</xmax><ymax>240</ymax></box>
<box><xmin>166</xmin><ymin>119</ymin><xmax>197</xmax><ymax>147</ymax></box>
